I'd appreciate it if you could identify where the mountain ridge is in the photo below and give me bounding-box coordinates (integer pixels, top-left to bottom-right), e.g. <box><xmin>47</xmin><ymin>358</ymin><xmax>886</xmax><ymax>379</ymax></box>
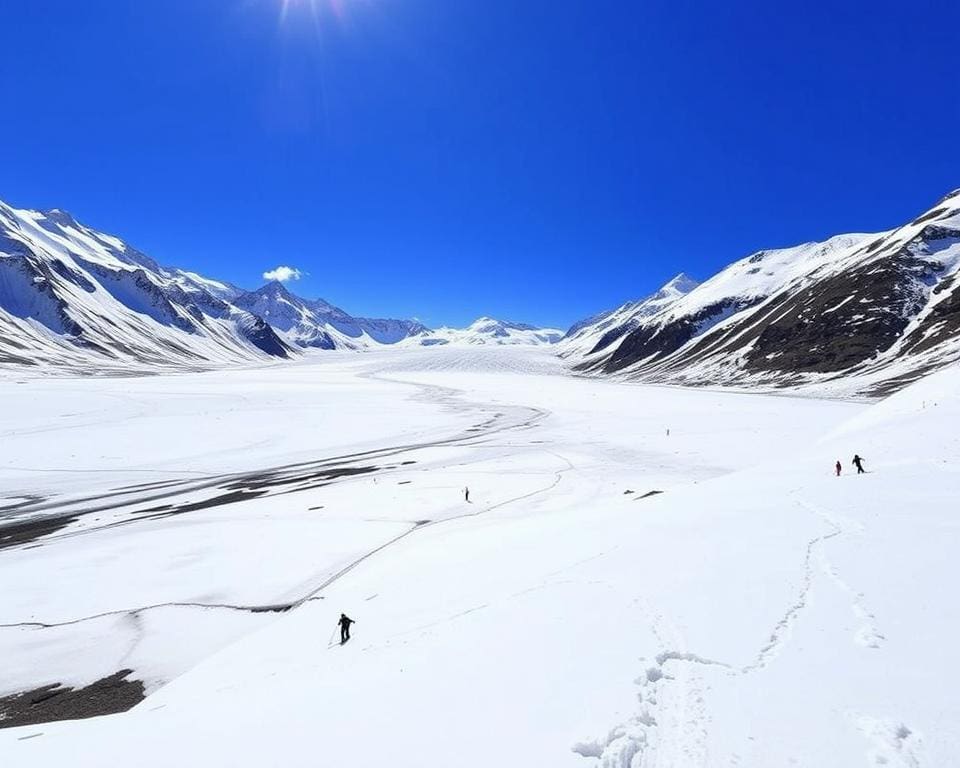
<box><xmin>0</xmin><ymin>199</ymin><xmax>558</xmax><ymax>372</ymax></box>
<box><xmin>406</xmin><ymin>317</ymin><xmax>564</xmax><ymax>347</ymax></box>
<box><xmin>4</xmin><ymin>188</ymin><xmax>960</xmax><ymax>394</ymax></box>
<box><xmin>0</xmin><ymin>201</ymin><xmax>429</xmax><ymax>371</ymax></box>
<box><xmin>563</xmin><ymin>190</ymin><xmax>960</xmax><ymax>396</ymax></box>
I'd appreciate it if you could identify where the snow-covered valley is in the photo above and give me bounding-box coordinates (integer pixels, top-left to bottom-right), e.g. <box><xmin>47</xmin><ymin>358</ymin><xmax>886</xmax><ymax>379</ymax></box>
<box><xmin>6</xmin><ymin>189</ymin><xmax>960</xmax><ymax>397</ymax></box>
<box><xmin>1</xmin><ymin>346</ymin><xmax>956</xmax><ymax>766</ymax></box>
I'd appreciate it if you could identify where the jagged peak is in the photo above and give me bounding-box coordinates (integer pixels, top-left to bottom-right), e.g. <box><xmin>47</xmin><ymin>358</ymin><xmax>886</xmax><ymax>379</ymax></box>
<box><xmin>42</xmin><ymin>208</ymin><xmax>79</xmax><ymax>227</ymax></box>
<box><xmin>660</xmin><ymin>273</ymin><xmax>698</xmax><ymax>293</ymax></box>
<box><xmin>251</xmin><ymin>280</ymin><xmax>300</xmax><ymax>299</ymax></box>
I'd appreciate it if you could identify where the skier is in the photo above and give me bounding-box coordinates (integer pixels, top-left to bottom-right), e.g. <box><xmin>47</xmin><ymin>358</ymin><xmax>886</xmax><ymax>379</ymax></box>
<box><xmin>853</xmin><ymin>454</ymin><xmax>865</xmax><ymax>474</ymax></box>
<box><xmin>835</xmin><ymin>460</ymin><xmax>842</xmax><ymax>477</ymax></box>
<box><xmin>338</xmin><ymin>613</ymin><xmax>355</xmax><ymax>645</ymax></box>
<box><xmin>464</xmin><ymin>486</ymin><xmax>470</xmax><ymax>503</ymax></box>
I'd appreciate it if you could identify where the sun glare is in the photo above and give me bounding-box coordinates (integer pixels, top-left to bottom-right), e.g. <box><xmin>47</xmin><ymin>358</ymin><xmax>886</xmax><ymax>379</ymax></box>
<box><xmin>279</xmin><ymin>0</ymin><xmax>347</xmax><ymax>24</ymax></box>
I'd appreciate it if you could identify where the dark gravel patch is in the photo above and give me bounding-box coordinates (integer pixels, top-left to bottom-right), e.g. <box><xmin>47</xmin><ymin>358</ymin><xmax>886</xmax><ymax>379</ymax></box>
<box><xmin>0</xmin><ymin>670</ymin><xmax>144</xmax><ymax>730</ymax></box>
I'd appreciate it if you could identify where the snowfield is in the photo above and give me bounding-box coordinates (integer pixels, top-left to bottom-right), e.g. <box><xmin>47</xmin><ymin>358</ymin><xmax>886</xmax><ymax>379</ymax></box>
<box><xmin>1</xmin><ymin>347</ymin><xmax>957</xmax><ymax>767</ymax></box>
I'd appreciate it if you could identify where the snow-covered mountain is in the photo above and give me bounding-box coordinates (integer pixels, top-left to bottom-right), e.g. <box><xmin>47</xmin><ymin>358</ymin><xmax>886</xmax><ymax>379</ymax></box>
<box><xmin>233</xmin><ymin>281</ymin><xmax>428</xmax><ymax>351</ymax></box>
<box><xmin>566</xmin><ymin>190</ymin><xmax>960</xmax><ymax>396</ymax></box>
<box><xmin>409</xmin><ymin>317</ymin><xmax>563</xmax><ymax>346</ymax></box>
<box><xmin>6</xmin><ymin>187</ymin><xmax>960</xmax><ymax>391</ymax></box>
<box><xmin>0</xmin><ymin>202</ymin><xmax>294</xmax><ymax>371</ymax></box>
<box><xmin>0</xmin><ymin>201</ymin><xmax>426</xmax><ymax>372</ymax></box>
<box><xmin>557</xmin><ymin>273</ymin><xmax>699</xmax><ymax>360</ymax></box>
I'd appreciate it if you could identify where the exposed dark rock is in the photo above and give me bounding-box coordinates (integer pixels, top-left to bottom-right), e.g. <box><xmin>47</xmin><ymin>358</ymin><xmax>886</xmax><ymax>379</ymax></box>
<box><xmin>588</xmin><ymin>320</ymin><xmax>639</xmax><ymax>355</ymax></box>
<box><xmin>0</xmin><ymin>671</ymin><xmax>145</xmax><ymax>730</ymax></box>
<box><xmin>237</xmin><ymin>314</ymin><xmax>294</xmax><ymax>358</ymax></box>
<box><xmin>600</xmin><ymin>299</ymin><xmax>758</xmax><ymax>374</ymax></box>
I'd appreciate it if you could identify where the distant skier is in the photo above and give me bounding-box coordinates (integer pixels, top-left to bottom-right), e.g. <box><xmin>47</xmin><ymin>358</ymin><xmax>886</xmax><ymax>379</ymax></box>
<box><xmin>853</xmin><ymin>454</ymin><xmax>865</xmax><ymax>474</ymax></box>
<box><xmin>464</xmin><ymin>486</ymin><xmax>470</xmax><ymax>503</ymax></box>
<box><xmin>338</xmin><ymin>613</ymin><xmax>355</xmax><ymax>645</ymax></box>
<box><xmin>835</xmin><ymin>460</ymin><xmax>842</xmax><ymax>477</ymax></box>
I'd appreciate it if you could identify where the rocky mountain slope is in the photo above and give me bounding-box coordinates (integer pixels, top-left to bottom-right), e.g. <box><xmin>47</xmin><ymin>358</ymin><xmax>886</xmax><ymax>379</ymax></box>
<box><xmin>566</xmin><ymin>190</ymin><xmax>960</xmax><ymax>396</ymax></box>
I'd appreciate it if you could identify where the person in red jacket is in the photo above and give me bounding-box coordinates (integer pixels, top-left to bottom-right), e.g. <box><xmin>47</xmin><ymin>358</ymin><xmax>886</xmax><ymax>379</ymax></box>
<box><xmin>835</xmin><ymin>460</ymin><xmax>842</xmax><ymax>477</ymax></box>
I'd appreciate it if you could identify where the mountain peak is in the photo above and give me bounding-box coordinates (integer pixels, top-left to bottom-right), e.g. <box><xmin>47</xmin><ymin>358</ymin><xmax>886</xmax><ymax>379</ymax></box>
<box><xmin>420</xmin><ymin>317</ymin><xmax>561</xmax><ymax>346</ymax></box>
<box><xmin>468</xmin><ymin>317</ymin><xmax>538</xmax><ymax>332</ymax></box>
<box><xmin>42</xmin><ymin>208</ymin><xmax>79</xmax><ymax>227</ymax></box>
<box><xmin>660</xmin><ymin>273</ymin><xmax>698</xmax><ymax>294</ymax></box>
<box><xmin>255</xmin><ymin>280</ymin><xmax>299</xmax><ymax>300</ymax></box>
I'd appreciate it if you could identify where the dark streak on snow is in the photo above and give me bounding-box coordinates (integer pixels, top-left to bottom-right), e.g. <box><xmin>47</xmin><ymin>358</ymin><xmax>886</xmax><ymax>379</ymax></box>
<box><xmin>0</xmin><ymin>495</ymin><xmax>45</xmax><ymax>515</ymax></box>
<box><xmin>637</xmin><ymin>490</ymin><xmax>664</xmax><ymax>499</ymax></box>
<box><xmin>0</xmin><ymin>515</ymin><xmax>78</xmax><ymax>552</ymax></box>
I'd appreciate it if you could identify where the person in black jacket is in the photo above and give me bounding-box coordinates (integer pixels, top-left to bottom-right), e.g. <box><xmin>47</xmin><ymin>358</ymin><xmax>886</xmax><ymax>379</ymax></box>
<box><xmin>853</xmin><ymin>454</ymin><xmax>865</xmax><ymax>474</ymax></box>
<box><xmin>338</xmin><ymin>613</ymin><xmax>355</xmax><ymax>644</ymax></box>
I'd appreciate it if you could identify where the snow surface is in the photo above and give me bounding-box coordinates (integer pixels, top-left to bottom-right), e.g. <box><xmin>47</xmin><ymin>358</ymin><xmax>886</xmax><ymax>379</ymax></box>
<box><xmin>1</xmin><ymin>347</ymin><xmax>957</xmax><ymax>767</ymax></box>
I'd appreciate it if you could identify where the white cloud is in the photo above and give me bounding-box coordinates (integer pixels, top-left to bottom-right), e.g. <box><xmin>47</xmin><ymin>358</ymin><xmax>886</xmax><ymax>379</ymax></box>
<box><xmin>262</xmin><ymin>266</ymin><xmax>303</xmax><ymax>282</ymax></box>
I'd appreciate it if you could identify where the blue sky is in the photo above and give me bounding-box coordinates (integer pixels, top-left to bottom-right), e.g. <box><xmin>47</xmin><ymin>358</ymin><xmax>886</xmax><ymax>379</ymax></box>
<box><xmin>2</xmin><ymin>1</ymin><xmax>958</xmax><ymax>329</ymax></box>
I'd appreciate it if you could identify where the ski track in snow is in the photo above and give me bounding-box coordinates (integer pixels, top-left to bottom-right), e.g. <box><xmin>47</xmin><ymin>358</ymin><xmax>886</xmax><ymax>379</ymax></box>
<box><xmin>572</xmin><ymin>598</ymin><xmax>721</xmax><ymax>767</ymax></box>
<box><xmin>798</xmin><ymin>499</ymin><xmax>886</xmax><ymax>651</ymax></box>
<box><xmin>797</xmin><ymin>500</ymin><xmax>926</xmax><ymax>767</ymax></box>
<box><xmin>740</xmin><ymin>507</ymin><xmax>843</xmax><ymax>674</ymax></box>
<box><xmin>574</xmin><ymin>495</ymin><xmax>913</xmax><ymax>767</ymax></box>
